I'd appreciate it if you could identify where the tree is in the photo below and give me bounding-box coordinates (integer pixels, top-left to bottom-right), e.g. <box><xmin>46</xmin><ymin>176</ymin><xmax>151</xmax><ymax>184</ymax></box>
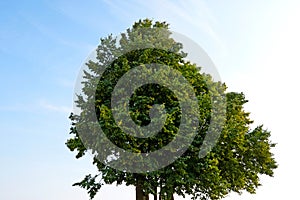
<box><xmin>66</xmin><ymin>19</ymin><xmax>277</xmax><ymax>200</ymax></box>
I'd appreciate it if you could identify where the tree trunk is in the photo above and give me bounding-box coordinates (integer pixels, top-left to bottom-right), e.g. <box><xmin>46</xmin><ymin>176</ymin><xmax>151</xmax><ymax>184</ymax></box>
<box><xmin>136</xmin><ymin>185</ymin><xmax>143</xmax><ymax>200</ymax></box>
<box><xmin>136</xmin><ymin>185</ymin><xmax>149</xmax><ymax>200</ymax></box>
<box><xmin>154</xmin><ymin>187</ymin><xmax>158</xmax><ymax>200</ymax></box>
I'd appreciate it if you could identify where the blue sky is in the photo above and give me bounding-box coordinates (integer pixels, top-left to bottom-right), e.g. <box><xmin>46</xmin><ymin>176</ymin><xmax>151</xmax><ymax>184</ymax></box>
<box><xmin>1</xmin><ymin>0</ymin><xmax>300</xmax><ymax>199</ymax></box>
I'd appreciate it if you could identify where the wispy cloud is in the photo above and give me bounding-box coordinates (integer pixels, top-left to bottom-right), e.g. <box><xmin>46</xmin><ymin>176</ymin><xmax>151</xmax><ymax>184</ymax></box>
<box><xmin>0</xmin><ymin>100</ymin><xmax>71</xmax><ymax>114</ymax></box>
<box><xmin>0</xmin><ymin>104</ymin><xmax>32</xmax><ymax>112</ymax></box>
<box><xmin>102</xmin><ymin>0</ymin><xmax>226</xmax><ymax>54</ymax></box>
<box><xmin>39</xmin><ymin>100</ymin><xmax>71</xmax><ymax>114</ymax></box>
<box><xmin>19</xmin><ymin>12</ymin><xmax>94</xmax><ymax>51</ymax></box>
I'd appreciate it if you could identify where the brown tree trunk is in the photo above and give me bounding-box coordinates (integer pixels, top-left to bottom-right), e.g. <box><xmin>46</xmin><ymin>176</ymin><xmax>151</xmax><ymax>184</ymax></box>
<box><xmin>136</xmin><ymin>185</ymin><xmax>143</xmax><ymax>200</ymax></box>
<box><xmin>136</xmin><ymin>185</ymin><xmax>149</xmax><ymax>200</ymax></box>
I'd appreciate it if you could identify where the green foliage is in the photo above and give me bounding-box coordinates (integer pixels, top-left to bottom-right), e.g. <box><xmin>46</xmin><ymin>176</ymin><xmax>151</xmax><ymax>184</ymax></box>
<box><xmin>72</xmin><ymin>174</ymin><xmax>102</xmax><ymax>199</ymax></box>
<box><xmin>66</xmin><ymin>19</ymin><xmax>277</xmax><ymax>200</ymax></box>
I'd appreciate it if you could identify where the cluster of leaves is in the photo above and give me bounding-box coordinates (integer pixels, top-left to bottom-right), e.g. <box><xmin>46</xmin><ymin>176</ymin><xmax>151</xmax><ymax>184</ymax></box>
<box><xmin>66</xmin><ymin>19</ymin><xmax>277</xmax><ymax>200</ymax></box>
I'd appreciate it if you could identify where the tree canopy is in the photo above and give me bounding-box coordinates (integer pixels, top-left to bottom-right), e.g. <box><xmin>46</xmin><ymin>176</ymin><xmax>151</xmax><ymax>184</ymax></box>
<box><xmin>66</xmin><ymin>19</ymin><xmax>277</xmax><ymax>200</ymax></box>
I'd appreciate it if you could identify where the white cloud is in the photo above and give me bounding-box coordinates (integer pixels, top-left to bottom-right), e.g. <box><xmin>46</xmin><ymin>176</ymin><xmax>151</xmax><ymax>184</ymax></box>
<box><xmin>20</xmin><ymin>12</ymin><xmax>93</xmax><ymax>51</ymax></box>
<box><xmin>0</xmin><ymin>101</ymin><xmax>71</xmax><ymax>114</ymax></box>
<box><xmin>102</xmin><ymin>0</ymin><xmax>226</xmax><ymax>56</ymax></box>
<box><xmin>39</xmin><ymin>100</ymin><xmax>71</xmax><ymax>114</ymax></box>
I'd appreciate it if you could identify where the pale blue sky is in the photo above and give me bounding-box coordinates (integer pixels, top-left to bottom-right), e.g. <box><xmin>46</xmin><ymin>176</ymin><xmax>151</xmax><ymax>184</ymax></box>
<box><xmin>1</xmin><ymin>1</ymin><xmax>299</xmax><ymax>199</ymax></box>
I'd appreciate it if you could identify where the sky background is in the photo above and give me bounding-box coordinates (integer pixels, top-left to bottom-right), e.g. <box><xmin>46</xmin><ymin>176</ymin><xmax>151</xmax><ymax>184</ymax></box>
<box><xmin>1</xmin><ymin>0</ymin><xmax>300</xmax><ymax>199</ymax></box>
